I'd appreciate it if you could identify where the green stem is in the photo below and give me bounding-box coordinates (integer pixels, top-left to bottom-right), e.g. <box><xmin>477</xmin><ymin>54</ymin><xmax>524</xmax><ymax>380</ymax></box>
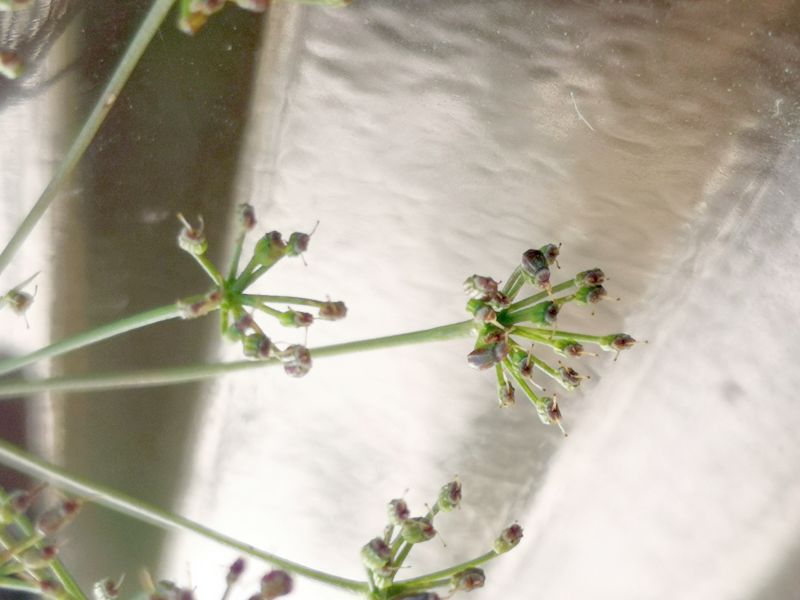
<box><xmin>0</xmin><ymin>439</ymin><xmax>367</xmax><ymax>594</ymax></box>
<box><xmin>226</xmin><ymin>232</ymin><xmax>246</xmax><ymax>283</ymax></box>
<box><xmin>389</xmin><ymin>550</ymin><xmax>498</xmax><ymax>593</ymax></box>
<box><xmin>241</xmin><ymin>294</ymin><xmax>325</xmax><ymax>308</ymax></box>
<box><xmin>0</xmin><ymin>576</ymin><xmax>40</xmax><ymax>595</ymax></box>
<box><xmin>0</xmin><ymin>320</ymin><xmax>475</xmax><ymax>397</ymax></box>
<box><xmin>0</xmin><ymin>0</ymin><xmax>178</xmax><ymax>278</ymax></box>
<box><xmin>507</xmin><ymin>280</ymin><xmax>575</xmax><ymax>312</ymax></box>
<box><xmin>0</xmin><ymin>301</ymin><xmax>195</xmax><ymax>378</ymax></box>
<box><xmin>0</xmin><ymin>489</ymin><xmax>88</xmax><ymax>600</ymax></box>
<box><xmin>513</xmin><ymin>326</ymin><xmax>605</xmax><ymax>345</ymax></box>
<box><xmin>193</xmin><ymin>254</ymin><xmax>224</xmax><ymax>286</ymax></box>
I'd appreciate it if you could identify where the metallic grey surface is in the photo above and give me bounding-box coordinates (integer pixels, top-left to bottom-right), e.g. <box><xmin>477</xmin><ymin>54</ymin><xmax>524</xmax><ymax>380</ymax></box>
<box><xmin>0</xmin><ymin>1</ymin><xmax>799</xmax><ymax>599</ymax></box>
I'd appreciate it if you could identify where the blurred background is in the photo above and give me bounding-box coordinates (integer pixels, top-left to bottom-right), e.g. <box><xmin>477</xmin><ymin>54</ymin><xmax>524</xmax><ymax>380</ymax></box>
<box><xmin>1</xmin><ymin>1</ymin><xmax>800</xmax><ymax>599</ymax></box>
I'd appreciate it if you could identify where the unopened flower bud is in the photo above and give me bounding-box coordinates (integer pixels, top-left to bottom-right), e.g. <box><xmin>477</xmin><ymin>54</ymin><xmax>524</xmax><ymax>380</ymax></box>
<box><xmin>361</xmin><ymin>537</ymin><xmax>391</xmax><ymax>570</ymax></box>
<box><xmin>4</xmin><ymin>290</ymin><xmax>34</xmax><ymax>314</ymax></box>
<box><xmin>178</xmin><ymin>290</ymin><xmax>222</xmax><ymax>319</ymax></box>
<box><xmin>6</xmin><ymin>482</ymin><xmax>46</xmax><ymax>514</ymax></box>
<box><xmin>463</xmin><ymin>275</ymin><xmax>498</xmax><ymax>298</ymax></box>
<box><xmin>521</xmin><ymin>249</ymin><xmax>551</xmax><ymax>288</ymax></box>
<box><xmin>242</xmin><ymin>334</ymin><xmax>272</xmax><ymax>359</ymax></box>
<box><xmin>279</xmin><ymin>345</ymin><xmax>312</xmax><ymax>377</ymax></box>
<box><xmin>21</xmin><ymin>544</ymin><xmax>58</xmax><ymax>569</ymax></box>
<box><xmin>467</xmin><ymin>342</ymin><xmax>508</xmax><ymax>370</ymax></box>
<box><xmin>498</xmin><ymin>381</ymin><xmax>515</xmax><ymax>407</ymax></box>
<box><xmin>253</xmin><ymin>231</ymin><xmax>287</xmax><ymax>265</ymax></box>
<box><xmin>318</xmin><ymin>301</ymin><xmax>347</xmax><ymax>321</ymax></box>
<box><xmin>286</xmin><ymin>232</ymin><xmax>310</xmax><ymax>257</ymax></box>
<box><xmin>599</xmin><ymin>333</ymin><xmax>636</xmax><ymax>352</ymax></box>
<box><xmin>401</xmin><ymin>517</ymin><xmax>436</xmax><ymax>543</ymax></box>
<box><xmin>540</xmin><ymin>243</ymin><xmax>561</xmax><ymax>268</ymax></box>
<box><xmin>387</xmin><ymin>498</ymin><xmax>410</xmax><ymax>525</ymax></box>
<box><xmin>485</xmin><ymin>291</ymin><xmax>510</xmax><ymax>310</ymax></box>
<box><xmin>552</xmin><ymin>339</ymin><xmax>586</xmax><ymax>358</ymax></box>
<box><xmin>177</xmin><ymin>214</ymin><xmax>207</xmax><ymax>256</ymax></box>
<box><xmin>558</xmin><ymin>366</ymin><xmax>583</xmax><ymax>388</ymax></box>
<box><xmin>0</xmin><ymin>51</ymin><xmax>23</xmax><ymax>79</ymax></box>
<box><xmin>36</xmin><ymin>498</ymin><xmax>83</xmax><ymax>536</ymax></box>
<box><xmin>450</xmin><ymin>567</ymin><xmax>485</xmax><ymax>592</ymax></box>
<box><xmin>39</xmin><ymin>579</ymin><xmax>67</xmax><ymax>600</ymax></box>
<box><xmin>437</xmin><ymin>479</ymin><xmax>462</xmax><ymax>512</ymax></box>
<box><xmin>226</xmin><ymin>558</ymin><xmax>246</xmax><ymax>586</ymax></box>
<box><xmin>536</xmin><ymin>397</ymin><xmax>564</xmax><ymax>434</ymax></box>
<box><xmin>575</xmin><ymin>285</ymin><xmax>607</xmax><ymax>305</ymax></box>
<box><xmin>260</xmin><ymin>570</ymin><xmax>292</xmax><ymax>600</ymax></box>
<box><xmin>574</xmin><ymin>268</ymin><xmax>605</xmax><ymax>287</ymax></box>
<box><xmin>493</xmin><ymin>523</ymin><xmax>523</xmax><ymax>554</ymax></box>
<box><xmin>93</xmin><ymin>575</ymin><xmax>124</xmax><ymax>600</ymax></box>
<box><xmin>237</xmin><ymin>204</ymin><xmax>256</xmax><ymax>232</ymax></box>
<box><xmin>526</xmin><ymin>300</ymin><xmax>559</xmax><ymax>326</ymax></box>
<box><xmin>278</xmin><ymin>309</ymin><xmax>314</xmax><ymax>328</ymax></box>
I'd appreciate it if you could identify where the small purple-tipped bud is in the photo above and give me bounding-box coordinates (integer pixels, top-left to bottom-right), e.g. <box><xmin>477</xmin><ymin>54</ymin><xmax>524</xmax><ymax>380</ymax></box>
<box><xmin>401</xmin><ymin>517</ymin><xmax>436</xmax><ymax>543</ymax></box>
<box><xmin>178</xmin><ymin>290</ymin><xmax>222</xmax><ymax>319</ymax></box>
<box><xmin>552</xmin><ymin>339</ymin><xmax>586</xmax><ymax>358</ymax></box>
<box><xmin>493</xmin><ymin>524</ymin><xmax>524</xmax><ymax>554</ymax></box>
<box><xmin>498</xmin><ymin>381</ymin><xmax>515</xmax><ymax>407</ymax></box>
<box><xmin>227</xmin><ymin>558</ymin><xmax>246</xmax><ymax>586</ymax></box>
<box><xmin>518</xmin><ymin>353</ymin><xmax>534</xmax><ymax>379</ymax></box>
<box><xmin>286</xmin><ymin>232</ymin><xmax>311</xmax><ymax>257</ymax></box>
<box><xmin>450</xmin><ymin>567</ymin><xmax>486</xmax><ymax>592</ymax></box>
<box><xmin>575</xmin><ymin>285</ymin><xmax>607</xmax><ymax>305</ymax></box>
<box><xmin>540</xmin><ymin>243</ymin><xmax>561</xmax><ymax>268</ymax></box>
<box><xmin>437</xmin><ymin>479</ymin><xmax>462</xmax><ymax>512</ymax></box>
<box><xmin>318</xmin><ymin>301</ymin><xmax>347</xmax><ymax>321</ymax></box>
<box><xmin>6</xmin><ymin>482</ymin><xmax>46</xmax><ymax>514</ymax></box>
<box><xmin>0</xmin><ymin>50</ymin><xmax>23</xmax><ymax>79</ymax></box>
<box><xmin>361</xmin><ymin>537</ymin><xmax>391</xmax><ymax>570</ymax></box>
<box><xmin>278</xmin><ymin>309</ymin><xmax>314</xmax><ymax>328</ymax></box>
<box><xmin>558</xmin><ymin>366</ymin><xmax>583</xmax><ymax>388</ymax></box>
<box><xmin>463</xmin><ymin>275</ymin><xmax>499</xmax><ymax>298</ymax></box>
<box><xmin>39</xmin><ymin>579</ymin><xmax>67</xmax><ymax>600</ymax></box>
<box><xmin>237</xmin><ymin>204</ymin><xmax>257</xmax><ymax>232</ymax></box>
<box><xmin>575</xmin><ymin>268</ymin><xmax>605</xmax><ymax>287</ymax></box>
<box><xmin>527</xmin><ymin>300</ymin><xmax>560</xmax><ymax>326</ymax></box>
<box><xmin>279</xmin><ymin>345</ymin><xmax>312</xmax><ymax>377</ymax></box>
<box><xmin>536</xmin><ymin>397</ymin><xmax>565</xmax><ymax>435</ymax></box>
<box><xmin>254</xmin><ymin>231</ymin><xmax>287</xmax><ymax>265</ymax></box>
<box><xmin>467</xmin><ymin>342</ymin><xmax>508</xmax><ymax>370</ymax></box>
<box><xmin>485</xmin><ymin>290</ymin><xmax>511</xmax><ymax>310</ymax></box>
<box><xmin>36</xmin><ymin>498</ymin><xmax>83</xmax><ymax>536</ymax></box>
<box><xmin>387</xmin><ymin>498</ymin><xmax>410</xmax><ymax>525</ymax></box>
<box><xmin>4</xmin><ymin>290</ymin><xmax>34</xmax><ymax>314</ymax></box>
<box><xmin>260</xmin><ymin>570</ymin><xmax>292</xmax><ymax>600</ymax></box>
<box><xmin>521</xmin><ymin>249</ymin><xmax>551</xmax><ymax>288</ymax></box>
<box><xmin>21</xmin><ymin>544</ymin><xmax>59</xmax><ymax>569</ymax></box>
<box><xmin>599</xmin><ymin>333</ymin><xmax>636</xmax><ymax>352</ymax></box>
<box><xmin>177</xmin><ymin>213</ymin><xmax>207</xmax><ymax>256</ymax></box>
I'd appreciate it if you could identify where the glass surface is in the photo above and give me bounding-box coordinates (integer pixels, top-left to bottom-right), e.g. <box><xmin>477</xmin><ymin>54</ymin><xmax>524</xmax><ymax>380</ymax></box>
<box><xmin>1</xmin><ymin>1</ymin><xmax>799</xmax><ymax>599</ymax></box>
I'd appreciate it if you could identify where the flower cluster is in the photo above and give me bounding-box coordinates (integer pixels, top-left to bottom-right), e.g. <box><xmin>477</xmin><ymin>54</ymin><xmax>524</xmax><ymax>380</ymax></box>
<box><xmin>0</xmin><ymin>484</ymin><xmax>83</xmax><ymax>600</ymax></box>
<box><xmin>177</xmin><ymin>0</ymin><xmax>351</xmax><ymax>35</ymax></box>
<box><xmin>465</xmin><ymin>244</ymin><xmax>636</xmax><ymax>434</ymax></box>
<box><xmin>0</xmin><ymin>271</ymin><xmax>37</xmax><ymax>323</ymax></box>
<box><xmin>175</xmin><ymin>205</ymin><xmax>346</xmax><ymax>378</ymax></box>
<box><xmin>360</xmin><ymin>480</ymin><xmax>521</xmax><ymax>600</ymax></box>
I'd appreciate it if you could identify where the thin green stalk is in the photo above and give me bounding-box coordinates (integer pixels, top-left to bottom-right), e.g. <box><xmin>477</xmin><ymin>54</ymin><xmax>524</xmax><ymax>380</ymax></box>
<box><xmin>507</xmin><ymin>280</ymin><xmax>575</xmax><ymax>312</ymax></box>
<box><xmin>193</xmin><ymin>254</ymin><xmax>224</xmax><ymax>286</ymax></box>
<box><xmin>0</xmin><ymin>576</ymin><xmax>40</xmax><ymax>594</ymax></box>
<box><xmin>226</xmin><ymin>232</ymin><xmax>247</xmax><ymax>283</ymax></box>
<box><xmin>0</xmin><ymin>320</ymin><xmax>475</xmax><ymax>398</ymax></box>
<box><xmin>0</xmin><ymin>0</ymin><xmax>178</xmax><ymax>278</ymax></box>
<box><xmin>241</xmin><ymin>294</ymin><xmax>325</xmax><ymax>308</ymax></box>
<box><xmin>389</xmin><ymin>550</ymin><xmax>498</xmax><ymax>594</ymax></box>
<box><xmin>0</xmin><ymin>439</ymin><xmax>367</xmax><ymax>594</ymax></box>
<box><xmin>0</xmin><ymin>301</ymin><xmax>195</xmax><ymax>378</ymax></box>
<box><xmin>0</xmin><ymin>489</ymin><xmax>88</xmax><ymax>600</ymax></box>
<box><xmin>513</xmin><ymin>326</ymin><xmax>605</xmax><ymax>345</ymax></box>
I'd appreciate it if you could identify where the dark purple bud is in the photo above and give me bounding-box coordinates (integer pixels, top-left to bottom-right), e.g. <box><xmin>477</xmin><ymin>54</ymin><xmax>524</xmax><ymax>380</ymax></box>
<box><xmin>575</xmin><ymin>285</ymin><xmax>607</xmax><ymax>305</ymax></box>
<box><xmin>575</xmin><ymin>268</ymin><xmax>605</xmax><ymax>287</ymax></box>
<box><xmin>227</xmin><ymin>558</ymin><xmax>246</xmax><ymax>586</ymax></box>
<box><xmin>36</xmin><ymin>498</ymin><xmax>83</xmax><ymax>536</ymax></box>
<box><xmin>536</xmin><ymin>397</ymin><xmax>566</xmax><ymax>435</ymax></box>
<box><xmin>178</xmin><ymin>290</ymin><xmax>222</xmax><ymax>320</ymax></box>
<box><xmin>599</xmin><ymin>333</ymin><xmax>636</xmax><ymax>353</ymax></box>
<box><xmin>498</xmin><ymin>381</ymin><xmax>516</xmax><ymax>407</ymax></box>
<box><xmin>286</xmin><ymin>232</ymin><xmax>310</xmax><ymax>257</ymax></box>
<box><xmin>254</xmin><ymin>231</ymin><xmax>287</xmax><ymax>265</ymax></box>
<box><xmin>401</xmin><ymin>517</ymin><xmax>436</xmax><ymax>543</ymax></box>
<box><xmin>553</xmin><ymin>339</ymin><xmax>587</xmax><ymax>358</ymax></box>
<box><xmin>278</xmin><ymin>309</ymin><xmax>314</xmax><ymax>328</ymax></box>
<box><xmin>463</xmin><ymin>275</ymin><xmax>499</xmax><ymax>298</ymax></box>
<box><xmin>437</xmin><ymin>479</ymin><xmax>462</xmax><ymax>512</ymax></box>
<box><xmin>387</xmin><ymin>498</ymin><xmax>410</xmax><ymax>525</ymax></box>
<box><xmin>93</xmin><ymin>576</ymin><xmax>124</xmax><ymax>600</ymax></box>
<box><xmin>558</xmin><ymin>366</ymin><xmax>583</xmax><ymax>387</ymax></box>
<box><xmin>450</xmin><ymin>567</ymin><xmax>486</xmax><ymax>592</ymax></box>
<box><xmin>39</xmin><ymin>579</ymin><xmax>66</xmax><ymax>600</ymax></box>
<box><xmin>21</xmin><ymin>544</ymin><xmax>59</xmax><ymax>569</ymax></box>
<box><xmin>279</xmin><ymin>345</ymin><xmax>312</xmax><ymax>377</ymax></box>
<box><xmin>527</xmin><ymin>300</ymin><xmax>560</xmax><ymax>326</ymax></box>
<box><xmin>177</xmin><ymin>213</ymin><xmax>207</xmax><ymax>256</ymax></box>
<box><xmin>467</xmin><ymin>342</ymin><xmax>507</xmax><ymax>370</ymax></box>
<box><xmin>540</xmin><ymin>243</ymin><xmax>561</xmax><ymax>268</ymax></box>
<box><xmin>260</xmin><ymin>570</ymin><xmax>293</xmax><ymax>600</ymax></box>
<box><xmin>521</xmin><ymin>249</ymin><xmax>551</xmax><ymax>288</ymax></box>
<box><xmin>493</xmin><ymin>523</ymin><xmax>524</xmax><ymax>554</ymax></box>
<box><xmin>4</xmin><ymin>290</ymin><xmax>34</xmax><ymax>314</ymax></box>
<box><xmin>485</xmin><ymin>290</ymin><xmax>511</xmax><ymax>310</ymax></box>
<box><xmin>237</xmin><ymin>204</ymin><xmax>256</xmax><ymax>232</ymax></box>
<box><xmin>318</xmin><ymin>301</ymin><xmax>347</xmax><ymax>320</ymax></box>
<box><xmin>361</xmin><ymin>537</ymin><xmax>392</xmax><ymax>570</ymax></box>
<box><xmin>243</xmin><ymin>334</ymin><xmax>273</xmax><ymax>360</ymax></box>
